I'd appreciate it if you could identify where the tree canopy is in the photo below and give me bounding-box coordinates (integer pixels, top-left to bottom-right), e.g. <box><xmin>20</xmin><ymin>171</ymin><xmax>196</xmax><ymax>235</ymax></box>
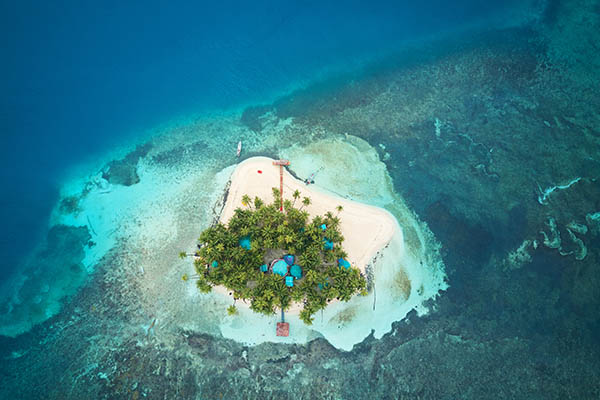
<box><xmin>192</xmin><ymin>188</ymin><xmax>366</xmax><ymax>324</ymax></box>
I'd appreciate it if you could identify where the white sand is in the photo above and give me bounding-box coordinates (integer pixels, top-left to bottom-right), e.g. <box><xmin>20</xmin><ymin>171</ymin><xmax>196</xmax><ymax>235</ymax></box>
<box><xmin>212</xmin><ymin>156</ymin><xmax>399</xmax><ymax>314</ymax></box>
<box><xmin>219</xmin><ymin>156</ymin><xmax>398</xmax><ymax>273</ymax></box>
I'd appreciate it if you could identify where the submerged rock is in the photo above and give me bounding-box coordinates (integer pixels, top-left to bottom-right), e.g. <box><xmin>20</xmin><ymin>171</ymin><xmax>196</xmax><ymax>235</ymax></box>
<box><xmin>540</xmin><ymin>217</ymin><xmax>561</xmax><ymax>249</ymax></box>
<box><xmin>566</xmin><ymin>228</ymin><xmax>587</xmax><ymax>260</ymax></box>
<box><xmin>504</xmin><ymin>239</ymin><xmax>538</xmax><ymax>271</ymax></box>
<box><xmin>566</xmin><ymin>221</ymin><xmax>588</xmax><ymax>235</ymax></box>
<box><xmin>585</xmin><ymin>211</ymin><xmax>600</xmax><ymax>235</ymax></box>
<box><xmin>101</xmin><ymin>143</ymin><xmax>152</xmax><ymax>186</ymax></box>
<box><xmin>540</xmin><ymin>217</ymin><xmax>588</xmax><ymax>261</ymax></box>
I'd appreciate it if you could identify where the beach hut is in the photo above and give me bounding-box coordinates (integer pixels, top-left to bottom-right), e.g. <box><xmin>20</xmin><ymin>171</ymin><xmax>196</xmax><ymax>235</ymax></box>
<box><xmin>211</xmin><ymin>260</ymin><xmax>219</xmax><ymax>268</ymax></box>
<box><xmin>239</xmin><ymin>236</ymin><xmax>251</xmax><ymax>250</ymax></box>
<box><xmin>260</xmin><ymin>264</ymin><xmax>268</xmax><ymax>273</ymax></box>
<box><xmin>290</xmin><ymin>264</ymin><xmax>302</xmax><ymax>279</ymax></box>
<box><xmin>323</xmin><ymin>238</ymin><xmax>334</xmax><ymax>250</ymax></box>
<box><xmin>283</xmin><ymin>254</ymin><xmax>295</xmax><ymax>266</ymax></box>
<box><xmin>285</xmin><ymin>276</ymin><xmax>294</xmax><ymax>287</ymax></box>
<box><xmin>337</xmin><ymin>258</ymin><xmax>351</xmax><ymax>269</ymax></box>
<box><xmin>272</xmin><ymin>260</ymin><xmax>288</xmax><ymax>276</ymax></box>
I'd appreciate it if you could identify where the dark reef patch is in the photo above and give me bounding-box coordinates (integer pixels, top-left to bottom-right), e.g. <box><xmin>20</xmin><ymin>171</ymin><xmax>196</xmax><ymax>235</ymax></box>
<box><xmin>102</xmin><ymin>143</ymin><xmax>152</xmax><ymax>186</ymax></box>
<box><xmin>240</xmin><ymin>104</ymin><xmax>273</xmax><ymax>133</ymax></box>
<box><xmin>425</xmin><ymin>200</ymin><xmax>493</xmax><ymax>266</ymax></box>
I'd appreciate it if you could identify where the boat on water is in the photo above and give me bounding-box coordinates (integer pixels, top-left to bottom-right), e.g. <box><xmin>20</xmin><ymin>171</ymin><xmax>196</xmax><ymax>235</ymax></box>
<box><xmin>304</xmin><ymin>167</ymin><xmax>323</xmax><ymax>185</ymax></box>
<box><xmin>237</xmin><ymin>141</ymin><xmax>242</xmax><ymax>157</ymax></box>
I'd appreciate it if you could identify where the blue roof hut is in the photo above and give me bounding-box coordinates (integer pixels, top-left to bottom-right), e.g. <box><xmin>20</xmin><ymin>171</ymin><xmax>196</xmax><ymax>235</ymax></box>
<box><xmin>283</xmin><ymin>254</ymin><xmax>295</xmax><ymax>266</ymax></box>
<box><xmin>285</xmin><ymin>276</ymin><xmax>294</xmax><ymax>287</ymax></box>
<box><xmin>239</xmin><ymin>236</ymin><xmax>251</xmax><ymax>250</ymax></box>
<box><xmin>260</xmin><ymin>264</ymin><xmax>268</xmax><ymax>273</ymax></box>
<box><xmin>290</xmin><ymin>264</ymin><xmax>302</xmax><ymax>279</ymax></box>
<box><xmin>272</xmin><ymin>260</ymin><xmax>288</xmax><ymax>276</ymax></box>
<box><xmin>323</xmin><ymin>238</ymin><xmax>334</xmax><ymax>250</ymax></box>
<box><xmin>337</xmin><ymin>258</ymin><xmax>351</xmax><ymax>269</ymax></box>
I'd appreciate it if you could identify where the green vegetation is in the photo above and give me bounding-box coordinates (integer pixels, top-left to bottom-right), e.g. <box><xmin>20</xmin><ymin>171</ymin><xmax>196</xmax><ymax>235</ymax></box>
<box><xmin>227</xmin><ymin>305</ymin><xmax>238</xmax><ymax>316</ymax></box>
<box><xmin>191</xmin><ymin>188</ymin><xmax>366</xmax><ymax>324</ymax></box>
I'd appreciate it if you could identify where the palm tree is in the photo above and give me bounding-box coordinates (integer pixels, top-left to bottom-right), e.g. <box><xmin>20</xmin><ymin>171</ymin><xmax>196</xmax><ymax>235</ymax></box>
<box><xmin>227</xmin><ymin>305</ymin><xmax>238</xmax><ymax>316</ymax></box>
<box><xmin>180</xmin><ymin>251</ymin><xmax>197</xmax><ymax>259</ymax></box>
<box><xmin>241</xmin><ymin>194</ymin><xmax>251</xmax><ymax>208</ymax></box>
<box><xmin>300</xmin><ymin>196</ymin><xmax>311</xmax><ymax>210</ymax></box>
<box><xmin>271</xmin><ymin>187</ymin><xmax>282</xmax><ymax>210</ymax></box>
<box><xmin>336</xmin><ymin>205</ymin><xmax>343</xmax><ymax>216</ymax></box>
<box><xmin>182</xmin><ymin>273</ymin><xmax>201</xmax><ymax>281</ymax></box>
<box><xmin>292</xmin><ymin>189</ymin><xmax>301</xmax><ymax>206</ymax></box>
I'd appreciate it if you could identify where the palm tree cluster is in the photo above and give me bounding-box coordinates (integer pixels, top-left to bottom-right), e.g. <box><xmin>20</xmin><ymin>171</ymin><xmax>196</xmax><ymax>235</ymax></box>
<box><xmin>191</xmin><ymin>188</ymin><xmax>366</xmax><ymax>324</ymax></box>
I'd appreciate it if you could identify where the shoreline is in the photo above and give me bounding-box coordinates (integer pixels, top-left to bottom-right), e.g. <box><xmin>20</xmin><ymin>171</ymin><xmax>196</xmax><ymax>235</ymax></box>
<box><xmin>206</xmin><ymin>156</ymin><xmax>399</xmax><ymax>314</ymax></box>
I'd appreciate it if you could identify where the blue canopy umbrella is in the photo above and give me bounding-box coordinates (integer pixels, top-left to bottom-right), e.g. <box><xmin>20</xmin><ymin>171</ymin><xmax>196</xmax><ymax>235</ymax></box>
<box><xmin>290</xmin><ymin>264</ymin><xmax>302</xmax><ymax>279</ymax></box>
<box><xmin>338</xmin><ymin>258</ymin><xmax>351</xmax><ymax>269</ymax></box>
<box><xmin>272</xmin><ymin>260</ymin><xmax>288</xmax><ymax>276</ymax></box>
<box><xmin>283</xmin><ymin>254</ymin><xmax>295</xmax><ymax>265</ymax></box>
<box><xmin>239</xmin><ymin>236</ymin><xmax>251</xmax><ymax>250</ymax></box>
<box><xmin>285</xmin><ymin>276</ymin><xmax>294</xmax><ymax>287</ymax></box>
<box><xmin>323</xmin><ymin>238</ymin><xmax>334</xmax><ymax>250</ymax></box>
<box><xmin>260</xmin><ymin>264</ymin><xmax>268</xmax><ymax>273</ymax></box>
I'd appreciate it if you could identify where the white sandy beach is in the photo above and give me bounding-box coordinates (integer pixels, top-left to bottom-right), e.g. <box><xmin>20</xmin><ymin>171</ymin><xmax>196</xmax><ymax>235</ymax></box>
<box><xmin>211</xmin><ymin>156</ymin><xmax>399</xmax><ymax>314</ymax></box>
<box><xmin>219</xmin><ymin>156</ymin><xmax>399</xmax><ymax>273</ymax></box>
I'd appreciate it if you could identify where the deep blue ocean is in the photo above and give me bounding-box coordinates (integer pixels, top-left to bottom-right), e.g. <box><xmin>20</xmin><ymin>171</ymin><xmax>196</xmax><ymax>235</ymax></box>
<box><xmin>0</xmin><ymin>0</ymin><xmax>521</xmax><ymax>282</ymax></box>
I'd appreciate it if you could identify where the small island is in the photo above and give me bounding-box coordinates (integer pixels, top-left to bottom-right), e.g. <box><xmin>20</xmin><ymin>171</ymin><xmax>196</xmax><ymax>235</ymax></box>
<box><xmin>189</xmin><ymin>187</ymin><xmax>366</xmax><ymax>324</ymax></box>
<box><xmin>181</xmin><ymin>155</ymin><xmax>401</xmax><ymax>341</ymax></box>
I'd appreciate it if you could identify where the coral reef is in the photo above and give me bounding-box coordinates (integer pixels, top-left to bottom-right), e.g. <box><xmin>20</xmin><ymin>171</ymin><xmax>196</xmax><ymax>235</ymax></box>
<box><xmin>101</xmin><ymin>144</ymin><xmax>152</xmax><ymax>186</ymax></box>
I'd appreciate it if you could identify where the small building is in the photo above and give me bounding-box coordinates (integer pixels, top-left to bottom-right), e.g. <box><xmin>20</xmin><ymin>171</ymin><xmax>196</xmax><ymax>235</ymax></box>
<box><xmin>285</xmin><ymin>276</ymin><xmax>294</xmax><ymax>287</ymax></box>
<box><xmin>239</xmin><ymin>236</ymin><xmax>251</xmax><ymax>250</ymax></box>
<box><xmin>272</xmin><ymin>259</ymin><xmax>288</xmax><ymax>276</ymax></box>
<box><xmin>260</xmin><ymin>264</ymin><xmax>268</xmax><ymax>273</ymax></box>
<box><xmin>283</xmin><ymin>254</ymin><xmax>295</xmax><ymax>266</ymax></box>
<box><xmin>290</xmin><ymin>264</ymin><xmax>302</xmax><ymax>279</ymax></box>
<box><xmin>337</xmin><ymin>258</ymin><xmax>351</xmax><ymax>269</ymax></box>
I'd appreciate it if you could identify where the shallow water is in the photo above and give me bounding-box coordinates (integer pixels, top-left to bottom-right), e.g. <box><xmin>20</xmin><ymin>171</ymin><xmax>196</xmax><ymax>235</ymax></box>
<box><xmin>1</xmin><ymin>0</ymin><xmax>600</xmax><ymax>398</ymax></box>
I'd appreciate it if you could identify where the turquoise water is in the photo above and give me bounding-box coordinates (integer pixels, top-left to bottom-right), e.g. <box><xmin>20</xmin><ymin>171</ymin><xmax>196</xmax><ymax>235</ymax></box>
<box><xmin>2</xmin><ymin>0</ymin><xmax>600</xmax><ymax>398</ymax></box>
